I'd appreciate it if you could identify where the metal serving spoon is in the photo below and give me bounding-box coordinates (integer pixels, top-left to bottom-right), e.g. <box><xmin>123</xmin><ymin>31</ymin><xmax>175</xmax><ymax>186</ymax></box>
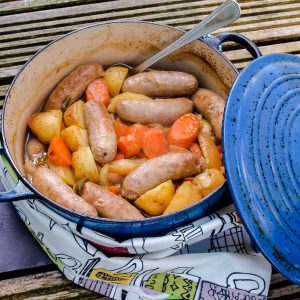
<box><xmin>116</xmin><ymin>0</ymin><xmax>241</xmax><ymax>75</ymax></box>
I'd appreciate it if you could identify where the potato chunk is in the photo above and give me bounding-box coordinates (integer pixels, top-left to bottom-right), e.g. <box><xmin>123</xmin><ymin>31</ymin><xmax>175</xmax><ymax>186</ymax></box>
<box><xmin>64</xmin><ymin>100</ymin><xmax>86</xmax><ymax>129</ymax></box>
<box><xmin>103</xmin><ymin>66</ymin><xmax>129</xmax><ymax>97</ymax></box>
<box><xmin>47</xmin><ymin>159</ymin><xmax>75</xmax><ymax>186</ymax></box>
<box><xmin>61</xmin><ymin>125</ymin><xmax>89</xmax><ymax>152</ymax></box>
<box><xmin>107</xmin><ymin>92</ymin><xmax>152</xmax><ymax>113</ymax></box>
<box><xmin>109</xmin><ymin>158</ymin><xmax>147</xmax><ymax>176</ymax></box>
<box><xmin>72</xmin><ymin>147</ymin><xmax>100</xmax><ymax>183</ymax></box>
<box><xmin>163</xmin><ymin>181</ymin><xmax>202</xmax><ymax>215</ymax></box>
<box><xmin>28</xmin><ymin>110</ymin><xmax>62</xmax><ymax>144</ymax></box>
<box><xmin>134</xmin><ymin>180</ymin><xmax>174</xmax><ymax>216</ymax></box>
<box><xmin>192</xmin><ymin>168</ymin><xmax>225</xmax><ymax>197</ymax></box>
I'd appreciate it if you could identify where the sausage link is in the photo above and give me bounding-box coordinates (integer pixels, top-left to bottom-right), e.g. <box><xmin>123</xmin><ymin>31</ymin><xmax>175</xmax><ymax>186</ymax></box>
<box><xmin>84</xmin><ymin>101</ymin><xmax>117</xmax><ymax>164</ymax></box>
<box><xmin>122</xmin><ymin>152</ymin><xmax>206</xmax><ymax>200</ymax></box>
<box><xmin>26</xmin><ymin>137</ymin><xmax>47</xmax><ymax>165</ymax></box>
<box><xmin>80</xmin><ymin>181</ymin><xmax>145</xmax><ymax>220</ymax></box>
<box><xmin>192</xmin><ymin>88</ymin><xmax>225</xmax><ymax>141</ymax></box>
<box><xmin>122</xmin><ymin>70</ymin><xmax>198</xmax><ymax>97</ymax></box>
<box><xmin>26</xmin><ymin>138</ymin><xmax>45</xmax><ymax>159</ymax></box>
<box><xmin>44</xmin><ymin>63</ymin><xmax>104</xmax><ymax>111</ymax></box>
<box><xmin>116</xmin><ymin>98</ymin><xmax>193</xmax><ymax>126</ymax></box>
<box><xmin>32</xmin><ymin>166</ymin><xmax>97</xmax><ymax>216</ymax></box>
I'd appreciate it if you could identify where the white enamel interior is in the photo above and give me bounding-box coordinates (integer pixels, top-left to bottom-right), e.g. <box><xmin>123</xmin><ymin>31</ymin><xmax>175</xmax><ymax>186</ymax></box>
<box><xmin>3</xmin><ymin>21</ymin><xmax>237</xmax><ymax>175</ymax></box>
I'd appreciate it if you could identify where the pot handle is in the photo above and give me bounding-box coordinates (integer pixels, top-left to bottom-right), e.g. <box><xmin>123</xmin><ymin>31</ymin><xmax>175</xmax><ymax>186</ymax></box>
<box><xmin>0</xmin><ymin>177</ymin><xmax>37</xmax><ymax>202</ymax></box>
<box><xmin>0</xmin><ymin>125</ymin><xmax>37</xmax><ymax>202</ymax></box>
<box><xmin>206</xmin><ymin>32</ymin><xmax>262</xmax><ymax>59</ymax></box>
<box><xmin>0</xmin><ymin>150</ymin><xmax>37</xmax><ymax>202</ymax></box>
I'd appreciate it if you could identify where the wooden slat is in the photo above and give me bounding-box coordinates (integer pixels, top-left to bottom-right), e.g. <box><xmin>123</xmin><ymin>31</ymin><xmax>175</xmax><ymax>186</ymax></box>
<box><xmin>269</xmin><ymin>283</ymin><xmax>300</xmax><ymax>299</ymax></box>
<box><xmin>0</xmin><ymin>270</ymin><xmax>108</xmax><ymax>299</ymax></box>
<box><xmin>0</xmin><ymin>269</ymin><xmax>298</xmax><ymax>299</ymax></box>
<box><xmin>0</xmin><ymin>3</ymin><xmax>299</xmax><ymax>62</ymax></box>
<box><xmin>270</xmin><ymin>272</ymin><xmax>290</xmax><ymax>286</ymax></box>
<box><xmin>223</xmin><ymin>41</ymin><xmax>300</xmax><ymax>68</ymax></box>
<box><xmin>0</xmin><ymin>55</ymin><xmax>32</xmax><ymax>68</ymax></box>
<box><xmin>0</xmin><ymin>3</ymin><xmax>299</xmax><ymax>52</ymax></box>
<box><xmin>0</xmin><ymin>85</ymin><xmax>9</xmax><ymax>98</ymax></box>
<box><xmin>1</xmin><ymin>1</ymin><xmax>299</xmax><ymax>37</ymax></box>
<box><xmin>0</xmin><ymin>0</ymin><xmax>298</xmax><ymax>28</ymax></box>
<box><xmin>0</xmin><ymin>66</ymin><xmax>20</xmax><ymax>82</ymax></box>
<box><xmin>3</xmin><ymin>0</ymin><xmax>293</xmax><ymax>15</ymax></box>
<box><xmin>0</xmin><ymin>0</ymin><xmax>90</xmax><ymax>13</ymax></box>
<box><xmin>0</xmin><ymin>0</ymin><xmax>214</xmax><ymax>25</ymax></box>
<box><xmin>2</xmin><ymin>6</ymin><xmax>300</xmax><ymax>44</ymax></box>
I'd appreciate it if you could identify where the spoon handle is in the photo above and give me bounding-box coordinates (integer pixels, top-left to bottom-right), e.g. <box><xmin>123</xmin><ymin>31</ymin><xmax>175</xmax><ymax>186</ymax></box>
<box><xmin>132</xmin><ymin>0</ymin><xmax>241</xmax><ymax>74</ymax></box>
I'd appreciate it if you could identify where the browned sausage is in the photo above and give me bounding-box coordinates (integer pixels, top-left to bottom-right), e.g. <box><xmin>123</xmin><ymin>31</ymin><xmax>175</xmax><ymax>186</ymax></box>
<box><xmin>26</xmin><ymin>137</ymin><xmax>47</xmax><ymax>165</ymax></box>
<box><xmin>26</xmin><ymin>138</ymin><xmax>45</xmax><ymax>158</ymax></box>
<box><xmin>79</xmin><ymin>181</ymin><xmax>145</xmax><ymax>220</ymax></box>
<box><xmin>84</xmin><ymin>101</ymin><xmax>117</xmax><ymax>164</ymax></box>
<box><xmin>192</xmin><ymin>88</ymin><xmax>225</xmax><ymax>141</ymax></box>
<box><xmin>44</xmin><ymin>63</ymin><xmax>104</xmax><ymax>111</ymax></box>
<box><xmin>32</xmin><ymin>166</ymin><xmax>97</xmax><ymax>217</ymax></box>
<box><xmin>116</xmin><ymin>98</ymin><xmax>193</xmax><ymax>126</ymax></box>
<box><xmin>122</xmin><ymin>70</ymin><xmax>198</xmax><ymax>97</ymax></box>
<box><xmin>122</xmin><ymin>153</ymin><xmax>206</xmax><ymax>200</ymax></box>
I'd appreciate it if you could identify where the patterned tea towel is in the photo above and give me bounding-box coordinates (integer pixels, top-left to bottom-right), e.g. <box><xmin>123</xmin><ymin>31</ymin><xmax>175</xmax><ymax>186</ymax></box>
<box><xmin>12</xmin><ymin>199</ymin><xmax>271</xmax><ymax>300</ymax></box>
<box><xmin>0</xmin><ymin>155</ymin><xmax>272</xmax><ymax>300</ymax></box>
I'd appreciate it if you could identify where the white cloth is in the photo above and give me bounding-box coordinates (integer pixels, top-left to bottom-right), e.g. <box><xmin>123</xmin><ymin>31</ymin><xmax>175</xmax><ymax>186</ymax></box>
<box><xmin>13</xmin><ymin>199</ymin><xmax>271</xmax><ymax>300</ymax></box>
<box><xmin>0</xmin><ymin>154</ymin><xmax>271</xmax><ymax>300</ymax></box>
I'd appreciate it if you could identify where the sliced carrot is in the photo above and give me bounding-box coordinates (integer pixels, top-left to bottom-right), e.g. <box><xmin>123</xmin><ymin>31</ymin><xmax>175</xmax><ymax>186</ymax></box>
<box><xmin>48</xmin><ymin>136</ymin><xmax>72</xmax><ymax>167</ymax></box>
<box><xmin>189</xmin><ymin>142</ymin><xmax>202</xmax><ymax>156</ymax></box>
<box><xmin>108</xmin><ymin>186</ymin><xmax>121</xmax><ymax>195</ymax></box>
<box><xmin>117</xmin><ymin>134</ymin><xmax>141</xmax><ymax>158</ymax></box>
<box><xmin>167</xmin><ymin>113</ymin><xmax>200</xmax><ymax>148</ymax></box>
<box><xmin>113</xmin><ymin>152</ymin><xmax>125</xmax><ymax>161</ymax></box>
<box><xmin>143</xmin><ymin>129</ymin><xmax>169</xmax><ymax>158</ymax></box>
<box><xmin>128</xmin><ymin>124</ymin><xmax>150</xmax><ymax>147</ymax></box>
<box><xmin>86</xmin><ymin>78</ymin><xmax>110</xmax><ymax>106</ymax></box>
<box><xmin>114</xmin><ymin>121</ymin><xmax>129</xmax><ymax>139</ymax></box>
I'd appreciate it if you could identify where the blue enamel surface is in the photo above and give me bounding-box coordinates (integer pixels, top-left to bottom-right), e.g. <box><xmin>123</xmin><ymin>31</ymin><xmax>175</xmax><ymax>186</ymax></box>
<box><xmin>223</xmin><ymin>53</ymin><xmax>300</xmax><ymax>284</ymax></box>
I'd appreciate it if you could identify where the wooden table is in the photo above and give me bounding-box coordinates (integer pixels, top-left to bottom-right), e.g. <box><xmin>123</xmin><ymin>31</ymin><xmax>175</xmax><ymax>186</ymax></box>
<box><xmin>0</xmin><ymin>0</ymin><xmax>299</xmax><ymax>299</ymax></box>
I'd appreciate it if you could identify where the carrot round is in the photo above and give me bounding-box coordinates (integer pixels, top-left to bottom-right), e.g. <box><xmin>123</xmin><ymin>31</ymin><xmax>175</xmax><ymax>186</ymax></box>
<box><xmin>128</xmin><ymin>124</ymin><xmax>150</xmax><ymax>147</ymax></box>
<box><xmin>167</xmin><ymin>113</ymin><xmax>200</xmax><ymax>148</ymax></box>
<box><xmin>117</xmin><ymin>135</ymin><xmax>141</xmax><ymax>158</ymax></box>
<box><xmin>86</xmin><ymin>78</ymin><xmax>110</xmax><ymax>106</ymax></box>
<box><xmin>143</xmin><ymin>129</ymin><xmax>169</xmax><ymax>158</ymax></box>
<box><xmin>48</xmin><ymin>136</ymin><xmax>72</xmax><ymax>167</ymax></box>
<box><xmin>114</xmin><ymin>121</ymin><xmax>129</xmax><ymax>139</ymax></box>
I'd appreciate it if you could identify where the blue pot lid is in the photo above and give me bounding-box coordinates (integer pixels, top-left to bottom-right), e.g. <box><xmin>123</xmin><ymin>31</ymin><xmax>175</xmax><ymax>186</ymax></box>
<box><xmin>223</xmin><ymin>53</ymin><xmax>300</xmax><ymax>284</ymax></box>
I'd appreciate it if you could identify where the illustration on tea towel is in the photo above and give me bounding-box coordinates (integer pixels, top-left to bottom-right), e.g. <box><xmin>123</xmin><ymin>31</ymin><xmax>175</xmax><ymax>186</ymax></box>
<box><xmin>0</xmin><ymin>153</ymin><xmax>271</xmax><ymax>300</ymax></box>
